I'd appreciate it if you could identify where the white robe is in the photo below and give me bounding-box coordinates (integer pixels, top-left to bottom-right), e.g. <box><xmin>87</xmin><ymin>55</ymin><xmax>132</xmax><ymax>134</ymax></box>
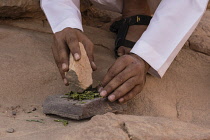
<box><xmin>40</xmin><ymin>0</ymin><xmax>209</xmax><ymax>78</ymax></box>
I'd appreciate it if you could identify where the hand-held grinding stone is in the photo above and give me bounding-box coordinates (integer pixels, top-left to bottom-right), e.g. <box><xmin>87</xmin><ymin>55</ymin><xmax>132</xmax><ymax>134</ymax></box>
<box><xmin>43</xmin><ymin>94</ymin><xmax>127</xmax><ymax>120</ymax></box>
<box><xmin>65</xmin><ymin>42</ymin><xmax>93</xmax><ymax>92</ymax></box>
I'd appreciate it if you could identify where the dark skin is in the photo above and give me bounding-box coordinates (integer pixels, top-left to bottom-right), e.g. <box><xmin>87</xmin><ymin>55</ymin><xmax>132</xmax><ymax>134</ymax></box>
<box><xmin>52</xmin><ymin>0</ymin><xmax>151</xmax><ymax>103</ymax></box>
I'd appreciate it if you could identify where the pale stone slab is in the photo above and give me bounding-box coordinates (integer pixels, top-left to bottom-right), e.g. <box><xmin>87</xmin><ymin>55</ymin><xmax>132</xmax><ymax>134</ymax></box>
<box><xmin>65</xmin><ymin>42</ymin><xmax>93</xmax><ymax>91</ymax></box>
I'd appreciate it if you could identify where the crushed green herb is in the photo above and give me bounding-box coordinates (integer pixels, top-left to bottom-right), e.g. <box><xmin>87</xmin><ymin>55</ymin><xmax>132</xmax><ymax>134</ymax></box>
<box><xmin>62</xmin><ymin>88</ymin><xmax>102</xmax><ymax>101</ymax></box>
<box><xmin>26</xmin><ymin>119</ymin><xmax>44</xmax><ymax>123</ymax></box>
<box><xmin>54</xmin><ymin>119</ymin><xmax>69</xmax><ymax>126</ymax></box>
<box><xmin>80</xmin><ymin>101</ymin><xmax>87</xmax><ymax>104</ymax></box>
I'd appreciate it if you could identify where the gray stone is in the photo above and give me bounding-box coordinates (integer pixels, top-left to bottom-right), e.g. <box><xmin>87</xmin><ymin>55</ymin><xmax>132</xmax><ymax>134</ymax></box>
<box><xmin>6</xmin><ymin>128</ymin><xmax>15</xmax><ymax>133</ymax></box>
<box><xmin>12</xmin><ymin>111</ymin><xmax>16</xmax><ymax>116</ymax></box>
<box><xmin>43</xmin><ymin>94</ymin><xmax>127</xmax><ymax>120</ymax></box>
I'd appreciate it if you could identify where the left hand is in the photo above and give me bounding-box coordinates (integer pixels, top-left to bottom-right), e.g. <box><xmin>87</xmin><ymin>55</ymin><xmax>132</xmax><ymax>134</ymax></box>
<box><xmin>98</xmin><ymin>54</ymin><xmax>150</xmax><ymax>103</ymax></box>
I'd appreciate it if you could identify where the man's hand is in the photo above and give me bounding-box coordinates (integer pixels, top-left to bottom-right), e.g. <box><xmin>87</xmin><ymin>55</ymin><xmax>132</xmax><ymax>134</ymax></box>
<box><xmin>99</xmin><ymin>54</ymin><xmax>150</xmax><ymax>103</ymax></box>
<box><xmin>52</xmin><ymin>27</ymin><xmax>97</xmax><ymax>85</ymax></box>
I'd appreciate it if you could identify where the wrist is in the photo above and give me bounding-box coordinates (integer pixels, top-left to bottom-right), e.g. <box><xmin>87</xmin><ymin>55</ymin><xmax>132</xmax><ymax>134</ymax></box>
<box><xmin>129</xmin><ymin>53</ymin><xmax>150</xmax><ymax>74</ymax></box>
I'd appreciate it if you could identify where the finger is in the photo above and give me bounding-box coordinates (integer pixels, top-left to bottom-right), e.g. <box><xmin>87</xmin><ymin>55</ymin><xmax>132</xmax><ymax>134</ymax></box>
<box><xmin>117</xmin><ymin>46</ymin><xmax>125</xmax><ymax>56</ymax></box>
<box><xmin>66</xmin><ymin>34</ymin><xmax>81</xmax><ymax>61</ymax></box>
<box><xmin>118</xmin><ymin>85</ymin><xmax>143</xmax><ymax>103</ymax></box>
<box><xmin>102</xmin><ymin>65</ymin><xmax>136</xmax><ymax>95</ymax></box>
<box><xmin>123</xmin><ymin>47</ymin><xmax>132</xmax><ymax>54</ymax></box>
<box><xmin>107</xmin><ymin>77</ymin><xmax>137</xmax><ymax>102</ymax></box>
<box><xmin>52</xmin><ymin>44</ymin><xmax>69</xmax><ymax>86</ymax></box>
<box><xmin>56</xmin><ymin>40</ymin><xmax>69</xmax><ymax>72</ymax></box>
<box><xmin>101</xmin><ymin>56</ymin><xmax>128</xmax><ymax>87</ymax></box>
<box><xmin>82</xmin><ymin>37</ymin><xmax>97</xmax><ymax>71</ymax></box>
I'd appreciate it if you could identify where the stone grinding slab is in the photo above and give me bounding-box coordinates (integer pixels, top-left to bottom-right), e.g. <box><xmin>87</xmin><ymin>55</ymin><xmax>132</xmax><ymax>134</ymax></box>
<box><xmin>43</xmin><ymin>94</ymin><xmax>127</xmax><ymax>120</ymax></box>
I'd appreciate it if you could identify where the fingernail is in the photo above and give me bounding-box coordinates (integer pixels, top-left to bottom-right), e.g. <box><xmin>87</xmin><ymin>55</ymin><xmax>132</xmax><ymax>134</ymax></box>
<box><xmin>119</xmin><ymin>98</ymin><xmax>124</xmax><ymax>103</ymax></box>
<box><xmin>63</xmin><ymin>79</ymin><xmax>68</xmax><ymax>85</ymax></box>
<box><xmin>98</xmin><ymin>87</ymin><xmax>103</xmax><ymax>92</ymax></box>
<box><xmin>62</xmin><ymin>63</ymin><xmax>68</xmax><ymax>70</ymax></box>
<box><xmin>100</xmin><ymin>90</ymin><xmax>107</xmax><ymax>97</ymax></box>
<box><xmin>74</xmin><ymin>53</ymin><xmax>80</xmax><ymax>61</ymax></box>
<box><xmin>108</xmin><ymin>95</ymin><xmax>115</xmax><ymax>102</ymax></box>
<box><xmin>92</xmin><ymin>61</ymin><xmax>97</xmax><ymax>68</ymax></box>
<box><xmin>118</xmin><ymin>52</ymin><xmax>123</xmax><ymax>56</ymax></box>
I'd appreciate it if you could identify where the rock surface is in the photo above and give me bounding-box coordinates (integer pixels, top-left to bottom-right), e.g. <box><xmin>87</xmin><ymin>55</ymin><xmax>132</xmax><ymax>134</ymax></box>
<box><xmin>189</xmin><ymin>11</ymin><xmax>210</xmax><ymax>56</ymax></box>
<box><xmin>57</xmin><ymin>113</ymin><xmax>210</xmax><ymax>140</ymax></box>
<box><xmin>43</xmin><ymin>94</ymin><xmax>126</xmax><ymax>120</ymax></box>
<box><xmin>66</xmin><ymin>43</ymin><xmax>93</xmax><ymax>91</ymax></box>
<box><xmin>80</xmin><ymin>0</ymin><xmax>92</xmax><ymax>12</ymax></box>
<box><xmin>0</xmin><ymin>0</ymin><xmax>45</xmax><ymax>19</ymax></box>
<box><xmin>3</xmin><ymin>113</ymin><xmax>210</xmax><ymax>140</ymax></box>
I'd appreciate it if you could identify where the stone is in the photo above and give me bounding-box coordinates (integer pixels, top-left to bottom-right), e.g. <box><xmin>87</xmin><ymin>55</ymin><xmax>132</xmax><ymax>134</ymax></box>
<box><xmin>0</xmin><ymin>0</ymin><xmax>93</xmax><ymax>19</ymax></box>
<box><xmin>65</xmin><ymin>43</ymin><xmax>93</xmax><ymax>91</ymax></box>
<box><xmin>32</xmin><ymin>107</ymin><xmax>37</xmax><ymax>111</ymax></box>
<box><xmin>12</xmin><ymin>111</ymin><xmax>16</xmax><ymax>116</ymax></box>
<box><xmin>80</xmin><ymin>0</ymin><xmax>92</xmax><ymax>12</ymax></box>
<box><xmin>189</xmin><ymin>35</ymin><xmax>210</xmax><ymax>55</ymax></box>
<box><xmin>64</xmin><ymin>113</ymin><xmax>210</xmax><ymax>140</ymax></box>
<box><xmin>43</xmin><ymin>94</ymin><xmax>126</xmax><ymax>120</ymax></box>
<box><xmin>189</xmin><ymin>10</ymin><xmax>210</xmax><ymax>56</ymax></box>
<box><xmin>0</xmin><ymin>0</ymin><xmax>45</xmax><ymax>19</ymax></box>
<box><xmin>6</xmin><ymin>128</ymin><xmax>15</xmax><ymax>133</ymax></box>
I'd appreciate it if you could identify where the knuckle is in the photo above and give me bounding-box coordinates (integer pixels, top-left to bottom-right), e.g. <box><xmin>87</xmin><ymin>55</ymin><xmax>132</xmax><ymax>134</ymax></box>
<box><xmin>136</xmin><ymin>77</ymin><xmax>143</xmax><ymax>84</ymax></box>
<box><xmin>57</xmin><ymin>61</ymin><xmax>62</xmax><ymax>67</ymax></box>
<box><xmin>135</xmin><ymin>63</ymin><xmax>142</xmax><ymax>70</ymax></box>
<box><xmin>105</xmin><ymin>85</ymin><xmax>113</xmax><ymax>92</ymax></box>
<box><xmin>125</xmin><ymin>55</ymin><xmax>134</xmax><ymax>61</ymax></box>
<box><xmin>59</xmin><ymin>56</ymin><xmax>67</xmax><ymax>63</ymax></box>
<box><xmin>126</xmin><ymin>81</ymin><xmax>133</xmax><ymax>87</ymax></box>
<box><xmin>68</xmin><ymin>35</ymin><xmax>77</xmax><ymax>43</ymax></box>
<box><xmin>107</xmin><ymin>70</ymin><xmax>116</xmax><ymax>79</ymax></box>
<box><xmin>85</xmin><ymin>39</ymin><xmax>94</xmax><ymax>47</ymax></box>
<box><xmin>57</xmin><ymin>47</ymin><xmax>65</xmax><ymax>52</ymax></box>
<box><xmin>123</xmin><ymin>95</ymin><xmax>129</xmax><ymax>101</ymax></box>
<box><xmin>85</xmin><ymin>41</ymin><xmax>94</xmax><ymax>52</ymax></box>
<box><xmin>63</xmin><ymin>27</ymin><xmax>74</xmax><ymax>33</ymax></box>
<box><xmin>121</xmin><ymin>55</ymin><xmax>135</xmax><ymax>64</ymax></box>
<box><xmin>116</xmin><ymin>76</ymin><xmax>124</xmax><ymax>82</ymax></box>
<box><xmin>126</xmin><ymin>94</ymin><xmax>133</xmax><ymax>100</ymax></box>
<box><xmin>113</xmin><ymin>90</ymin><xmax>122</xmax><ymax>98</ymax></box>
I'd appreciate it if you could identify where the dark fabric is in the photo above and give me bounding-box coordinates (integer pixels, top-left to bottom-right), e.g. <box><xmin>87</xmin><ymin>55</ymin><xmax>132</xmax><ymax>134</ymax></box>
<box><xmin>110</xmin><ymin>15</ymin><xmax>152</xmax><ymax>57</ymax></box>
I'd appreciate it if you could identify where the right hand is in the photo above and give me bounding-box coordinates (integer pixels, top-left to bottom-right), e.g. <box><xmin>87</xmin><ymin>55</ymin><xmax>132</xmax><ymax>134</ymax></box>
<box><xmin>52</xmin><ymin>27</ymin><xmax>97</xmax><ymax>86</ymax></box>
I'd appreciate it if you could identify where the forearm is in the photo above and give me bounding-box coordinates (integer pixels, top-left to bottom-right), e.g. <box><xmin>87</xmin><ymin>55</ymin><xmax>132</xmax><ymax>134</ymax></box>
<box><xmin>40</xmin><ymin>0</ymin><xmax>83</xmax><ymax>33</ymax></box>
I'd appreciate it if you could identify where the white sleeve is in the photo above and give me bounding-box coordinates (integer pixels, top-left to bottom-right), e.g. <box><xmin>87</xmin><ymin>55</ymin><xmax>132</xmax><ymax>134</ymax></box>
<box><xmin>131</xmin><ymin>0</ymin><xmax>209</xmax><ymax>78</ymax></box>
<box><xmin>40</xmin><ymin>0</ymin><xmax>83</xmax><ymax>33</ymax></box>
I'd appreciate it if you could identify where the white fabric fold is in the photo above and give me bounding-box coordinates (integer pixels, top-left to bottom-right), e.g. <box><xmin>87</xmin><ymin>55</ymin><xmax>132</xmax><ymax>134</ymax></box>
<box><xmin>131</xmin><ymin>0</ymin><xmax>208</xmax><ymax>77</ymax></box>
<box><xmin>41</xmin><ymin>0</ymin><xmax>83</xmax><ymax>33</ymax></box>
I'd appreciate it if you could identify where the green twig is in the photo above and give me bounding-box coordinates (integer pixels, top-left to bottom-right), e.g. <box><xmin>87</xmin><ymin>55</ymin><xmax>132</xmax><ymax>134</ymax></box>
<box><xmin>54</xmin><ymin>119</ymin><xmax>69</xmax><ymax>126</ymax></box>
<box><xmin>26</xmin><ymin>119</ymin><xmax>44</xmax><ymax>123</ymax></box>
